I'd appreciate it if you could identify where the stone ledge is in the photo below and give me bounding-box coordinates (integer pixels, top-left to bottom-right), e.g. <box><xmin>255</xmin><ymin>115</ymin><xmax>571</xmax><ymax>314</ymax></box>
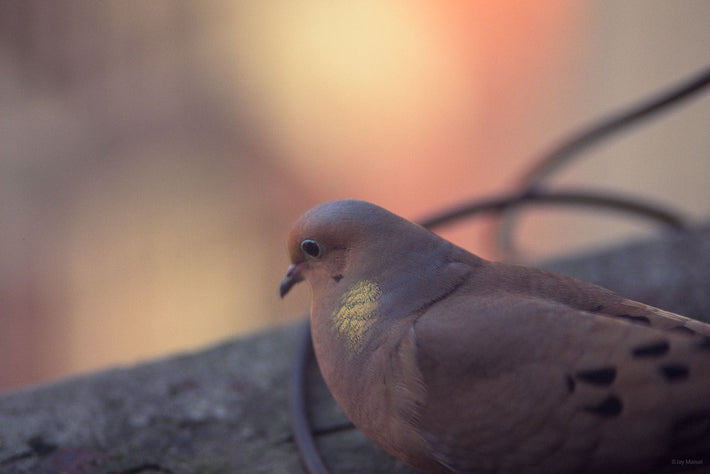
<box><xmin>1</xmin><ymin>224</ymin><xmax>708</xmax><ymax>473</ymax></box>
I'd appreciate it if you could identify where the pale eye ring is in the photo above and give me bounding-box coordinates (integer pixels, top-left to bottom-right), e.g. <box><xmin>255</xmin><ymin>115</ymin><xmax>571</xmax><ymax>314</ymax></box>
<box><xmin>301</xmin><ymin>239</ymin><xmax>323</xmax><ymax>258</ymax></box>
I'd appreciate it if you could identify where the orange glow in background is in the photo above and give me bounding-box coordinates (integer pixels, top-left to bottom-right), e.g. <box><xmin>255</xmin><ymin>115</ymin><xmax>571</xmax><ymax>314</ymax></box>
<box><xmin>1</xmin><ymin>1</ymin><xmax>709</xmax><ymax>391</ymax></box>
<box><xmin>223</xmin><ymin>2</ymin><xmax>583</xmax><ymax>217</ymax></box>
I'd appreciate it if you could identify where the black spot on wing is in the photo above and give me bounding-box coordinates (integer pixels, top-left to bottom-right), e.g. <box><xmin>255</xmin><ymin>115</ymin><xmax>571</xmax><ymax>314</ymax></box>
<box><xmin>565</xmin><ymin>375</ymin><xmax>575</xmax><ymax>393</ymax></box>
<box><xmin>659</xmin><ymin>363</ymin><xmax>689</xmax><ymax>382</ymax></box>
<box><xmin>632</xmin><ymin>340</ymin><xmax>670</xmax><ymax>358</ymax></box>
<box><xmin>583</xmin><ymin>395</ymin><xmax>623</xmax><ymax>417</ymax></box>
<box><xmin>27</xmin><ymin>435</ymin><xmax>58</xmax><ymax>456</ymax></box>
<box><xmin>575</xmin><ymin>367</ymin><xmax>616</xmax><ymax>386</ymax></box>
<box><xmin>612</xmin><ymin>314</ymin><xmax>651</xmax><ymax>325</ymax></box>
<box><xmin>333</xmin><ymin>274</ymin><xmax>343</xmax><ymax>283</ymax></box>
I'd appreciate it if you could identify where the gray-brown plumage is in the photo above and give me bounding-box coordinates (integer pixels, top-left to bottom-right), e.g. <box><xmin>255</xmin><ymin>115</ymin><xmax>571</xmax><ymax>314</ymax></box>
<box><xmin>280</xmin><ymin>199</ymin><xmax>710</xmax><ymax>473</ymax></box>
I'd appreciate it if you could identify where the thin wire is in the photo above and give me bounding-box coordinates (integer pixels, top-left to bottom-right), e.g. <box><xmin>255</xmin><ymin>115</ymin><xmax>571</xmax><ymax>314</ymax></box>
<box><xmin>497</xmin><ymin>64</ymin><xmax>710</xmax><ymax>258</ymax></box>
<box><xmin>520</xmin><ymin>64</ymin><xmax>710</xmax><ymax>190</ymax></box>
<box><xmin>289</xmin><ymin>321</ymin><xmax>329</xmax><ymax>474</ymax></box>
<box><xmin>418</xmin><ymin>189</ymin><xmax>689</xmax><ymax>232</ymax></box>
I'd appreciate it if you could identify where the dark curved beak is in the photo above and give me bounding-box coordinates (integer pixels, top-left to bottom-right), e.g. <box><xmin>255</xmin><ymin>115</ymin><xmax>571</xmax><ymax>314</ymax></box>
<box><xmin>279</xmin><ymin>263</ymin><xmax>304</xmax><ymax>298</ymax></box>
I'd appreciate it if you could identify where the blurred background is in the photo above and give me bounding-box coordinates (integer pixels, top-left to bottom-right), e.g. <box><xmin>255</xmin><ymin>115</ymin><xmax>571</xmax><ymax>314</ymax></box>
<box><xmin>1</xmin><ymin>1</ymin><xmax>709</xmax><ymax>392</ymax></box>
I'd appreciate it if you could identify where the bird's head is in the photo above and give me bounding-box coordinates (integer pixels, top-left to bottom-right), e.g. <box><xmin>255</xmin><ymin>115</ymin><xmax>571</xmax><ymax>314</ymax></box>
<box><xmin>280</xmin><ymin>199</ymin><xmax>399</xmax><ymax>298</ymax></box>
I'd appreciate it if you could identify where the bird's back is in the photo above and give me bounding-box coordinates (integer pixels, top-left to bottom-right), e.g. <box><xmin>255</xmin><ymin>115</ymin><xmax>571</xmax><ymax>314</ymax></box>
<box><xmin>405</xmin><ymin>261</ymin><xmax>710</xmax><ymax>473</ymax></box>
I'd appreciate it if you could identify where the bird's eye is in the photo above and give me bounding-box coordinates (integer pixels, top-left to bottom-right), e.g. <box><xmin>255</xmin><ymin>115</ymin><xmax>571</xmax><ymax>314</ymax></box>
<box><xmin>301</xmin><ymin>239</ymin><xmax>323</xmax><ymax>258</ymax></box>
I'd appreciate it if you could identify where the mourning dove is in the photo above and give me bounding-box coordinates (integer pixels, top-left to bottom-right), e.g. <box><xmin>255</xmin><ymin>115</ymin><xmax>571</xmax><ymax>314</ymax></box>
<box><xmin>280</xmin><ymin>199</ymin><xmax>710</xmax><ymax>473</ymax></box>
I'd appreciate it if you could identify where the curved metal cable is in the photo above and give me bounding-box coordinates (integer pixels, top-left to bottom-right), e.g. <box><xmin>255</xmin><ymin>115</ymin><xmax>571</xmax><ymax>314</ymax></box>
<box><xmin>496</xmin><ymin>64</ymin><xmax>710</xmax><ymax>258</ymax></box>
<box><xmin>522</xmin><ymin>64</ymin><xmax>710</xmax><ymax>189</ymax></box>
<box><xmin>289</xmin><ymin>321</ymin><xmax>329</xmax><ymax>474</ymax></box>
<box><xmin>418</xmin><ymin>189</ymin><xmax>689</xmax><ymax>232</ymax></box>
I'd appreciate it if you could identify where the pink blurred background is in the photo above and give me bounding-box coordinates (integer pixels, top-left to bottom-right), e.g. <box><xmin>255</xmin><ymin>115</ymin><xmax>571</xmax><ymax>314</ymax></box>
<box><xmin>1</xmin><ymin>1</ymin><xmax>709</xmax><ymax>391</ymax></box>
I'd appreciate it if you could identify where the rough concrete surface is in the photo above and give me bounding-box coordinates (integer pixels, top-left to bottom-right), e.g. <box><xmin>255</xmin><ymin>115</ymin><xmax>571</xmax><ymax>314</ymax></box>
<box><xmin>1</xmin><ymin>224</ymin><xmax>708</xmax><ymax>473</ymax></box>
